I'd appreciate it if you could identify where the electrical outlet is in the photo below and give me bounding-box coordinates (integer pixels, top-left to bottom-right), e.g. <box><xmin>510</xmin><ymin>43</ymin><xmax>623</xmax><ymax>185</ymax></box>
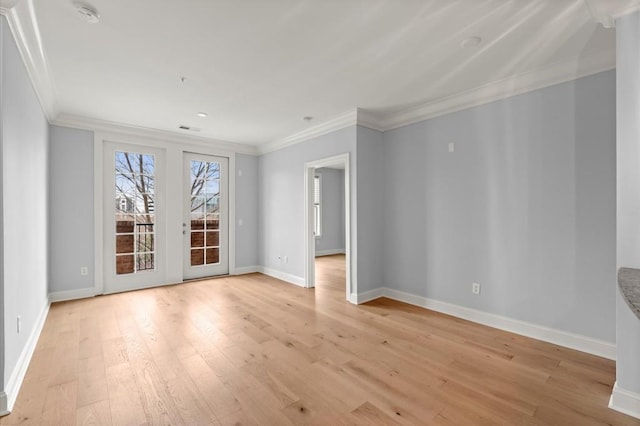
<box><xmin>448</xmin><ymin>142</ymin><xmax>455</xmax><ymax>153</ymax></box>
<box><xmin>80</xmin><ymin>266</ymin><xmax>88</xmax><ymax>276</ymax></box>
<box><xmin>472</xmin><ymin>282</ymin><xmax>481</xmax><ymax>295</ymax></box>
<box><xmin>16</xmin><ymin>316</ymin><xmax>21</xmax><ymax>334</ymax></box>
<box><xmin>284</xmin><ymin>256</ymin><xmax>288</xmax><ymax>264</ymax></box>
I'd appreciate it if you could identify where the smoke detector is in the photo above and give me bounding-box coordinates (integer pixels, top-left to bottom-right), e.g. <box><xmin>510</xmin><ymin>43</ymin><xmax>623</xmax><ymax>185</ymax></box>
<box><xmin>73</xmin><ymin>2</ymin><xmax>100</xmax><ymax>23</ymax></box>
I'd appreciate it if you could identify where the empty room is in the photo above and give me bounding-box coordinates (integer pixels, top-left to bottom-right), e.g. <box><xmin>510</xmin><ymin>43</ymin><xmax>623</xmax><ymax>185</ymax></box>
<box><xmin>1</xmin><ymin>0</ymin><xmax>640</xmax><ymax>424</ymax></box>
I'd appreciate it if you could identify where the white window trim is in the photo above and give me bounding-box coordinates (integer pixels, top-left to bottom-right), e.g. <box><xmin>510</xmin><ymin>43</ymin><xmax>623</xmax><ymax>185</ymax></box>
<box><xmin>314</xmin><ymin>174</ymin><xmax>322</xmax><ymax>238</ymax></box>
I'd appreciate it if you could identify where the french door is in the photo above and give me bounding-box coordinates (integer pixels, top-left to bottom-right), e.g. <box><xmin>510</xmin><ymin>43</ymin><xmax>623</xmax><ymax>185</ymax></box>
<box><xmin>103</xmin><ymin>142</ymin><xmax>166</xmax><ymax>294</ymax></box>
<box><xmin>183</xmin><ymin>153</ymin><xmax>229</xmax><ymax>279</ymax></box>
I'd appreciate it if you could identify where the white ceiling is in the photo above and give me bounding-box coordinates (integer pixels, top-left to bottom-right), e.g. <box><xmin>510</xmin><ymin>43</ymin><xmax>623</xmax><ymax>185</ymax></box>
<box><xmin>18</xmin><ymin>0</ymin><xmax>625</xmax><ymax>146</ymax></box>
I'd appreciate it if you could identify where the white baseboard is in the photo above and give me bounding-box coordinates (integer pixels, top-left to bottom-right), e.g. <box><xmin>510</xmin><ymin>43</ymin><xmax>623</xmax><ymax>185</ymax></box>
<box><xmin>233</xmin><ymin>265</ymin><xmax>260</xmax><ymax>275</ymax></box>
<box><xmin>610</xmin><ymin>382</ymin><xmax>640</xmax><ymax>419</ymax></box>
<box><xmin>4</xmin><ymin>298</ymin><xmax>50</xmax><ymax>414</ymax></box>
<box><xmin>355</xmin><ymin>287</ymin><xmax>386</xmax><ymax>304</ymax></box>
<box><xmin>359</xmin><ymin>287</ymin><xmax>616</xmax><ymax>360</ymax></box>
<box><xmin>258</xmin><ymin>266</ymin><xmax>306</xmax><ymax>288</ymax></box>
<box><xmin>48</xmin><ymin>287</ymin><xmax>95</xmax><ymax>303</ymax></box>
<box><xmin>315</xmin><ymin>249</ymin><xmax>346</xmax><ymax>257</ymax></box>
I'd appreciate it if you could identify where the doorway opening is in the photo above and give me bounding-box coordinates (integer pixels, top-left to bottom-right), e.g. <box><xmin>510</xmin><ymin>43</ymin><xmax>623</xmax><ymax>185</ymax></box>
<box><xmin>304</xmin><ymin>153</ymin><xmax>352</xmax><ymax>302</ymax></box>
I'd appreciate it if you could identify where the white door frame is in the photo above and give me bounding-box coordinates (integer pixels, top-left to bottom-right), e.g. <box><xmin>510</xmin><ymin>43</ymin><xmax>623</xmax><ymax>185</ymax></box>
<box><xmin>304</xmin><ymin>153</ymin><xmax>353</xmax><ymax>302</ymax></box>
<box><xmin>102</xmin><ymin>141</ymin><xmax>167</xmax><ymax>294</ymax></box>
<box><xmin>94</xmin><ymin>131</ymin><xmax>237</xmax><ymax>295</ymax></box>
<box><xmin>183</xmin><ymin>152</ymin><xmax>230</xmax><ymax>279</ymax></box>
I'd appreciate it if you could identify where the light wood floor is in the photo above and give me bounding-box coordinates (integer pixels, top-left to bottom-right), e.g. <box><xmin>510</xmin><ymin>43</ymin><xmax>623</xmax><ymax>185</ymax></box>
<box><xmin>2</xmin><ymin>254</ymin><xmax>638</xmax><ymax>425</ymax></box>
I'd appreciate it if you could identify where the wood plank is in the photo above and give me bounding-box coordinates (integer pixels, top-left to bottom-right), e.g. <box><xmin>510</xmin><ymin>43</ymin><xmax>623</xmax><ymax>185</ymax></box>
<box><xmin>1</xmin><ymin>255</ymin><xmax>637</xmax><ymax>425</ymax></box>
<box><xmin>76</xmin><ymin>400</ymin><xmax>112</xmax><ymax>426</ymax></box>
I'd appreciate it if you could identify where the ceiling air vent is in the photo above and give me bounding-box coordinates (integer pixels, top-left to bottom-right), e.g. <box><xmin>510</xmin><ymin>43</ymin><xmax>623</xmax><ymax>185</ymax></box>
<box><xmin>73</xmin><ymin>2</ymin><xmax>100</xmax><ymax>23</ymax></box>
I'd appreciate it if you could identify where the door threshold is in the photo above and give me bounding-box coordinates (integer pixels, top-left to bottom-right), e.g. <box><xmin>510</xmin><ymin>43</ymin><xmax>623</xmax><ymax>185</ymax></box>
<box><xmin>182</xmin><ymin>274</ymin><xmax>230</xmax><ymax>283</ymax></box>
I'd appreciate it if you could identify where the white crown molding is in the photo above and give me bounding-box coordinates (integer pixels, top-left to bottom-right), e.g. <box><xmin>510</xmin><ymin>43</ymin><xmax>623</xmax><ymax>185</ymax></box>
<box><xmin>260</xmin><ymin>109</ymin><xmax>359</xmax><ymax>154</ymax></box>
<box><xmin>3</xmin><ymin>0</ymin><xmax>58</xmax><ymax>121</ymax></box>
<box><xmin>377</xmin><ymin>49</ymin><xmax>615</xmax><ymax>132</ymax></box>
<box><xmin>2</xmin><ymin>0</ymin><xmax>618</xmax><ymax>156</ymax></box>
<box><xmin>0</xmin><ymin>0</ymin><xmax>21</xmax><ymax>14</ymax></box>
<box><xmin>259</xmin><ymin>49</ymin><xmax>615</xmax><ymax>152</ymax></box>
<box><xmin>584</xmin><ymin>0</ymin><xmax>640</xmax><ymax>28</ymax></box>
<box><xmin>356</xmin><ymin>108</ymin><xmax>385</xmax><ymax>132</ymax></box>
<box><xmin>53</xmin><ymin>113</ymin><xmax>259</xmax><ymax>155</ymax></box>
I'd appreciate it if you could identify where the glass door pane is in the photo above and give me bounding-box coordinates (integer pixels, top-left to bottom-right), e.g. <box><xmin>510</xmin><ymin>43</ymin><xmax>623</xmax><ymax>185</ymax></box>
<box><xmin>103</xmin><ymin>142</ymin><xmax>165</xmax><ymax>295</ymax></box>
<box><xmin>190</xmin><ymin>160</ymin><xmax>220</xmax><ymax>266</ymax></box>
<box><xmin>114</xmin><ymin>151</ymin><xmax>155</xmax><ymax>274</ymax></box>
<box><xmin>183</xmin><ymin>153</ymin><xmax>228</xmax><ymax>279</ymax></box>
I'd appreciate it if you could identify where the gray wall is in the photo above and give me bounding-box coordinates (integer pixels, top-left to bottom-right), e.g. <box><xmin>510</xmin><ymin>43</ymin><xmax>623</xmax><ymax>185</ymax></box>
<box><xmin>48</xmin><ymin>125</ymin><xmax>94</xmax><ymax>293</ymax></box>
<box><xmin>258</xmin><ymin>126</ymin><xmax>357</xmax><ymax>286</ymax></box>
<box><xmin>382</xmin><ymin>70</ymin><xmax>616</xmax><ymax>342</ymax></box>
<box><xmin>616</xmin><ymin>12</ymin><xmax>640</xmax><ymax>394</ymax></box>
<box><xmin>356</xmin><ymin>126</ymin><xmax>384</xmax><ymax>293</ymax></box>
<box><xmin>235</xmin><ymin>154</ymin><xmax>259</xmax><ymax>268</ymax></box>
<box><xmin>47</xmin><ymin>132</ymin><xmax>260</xmax><ymax>287</ymax></box>
<box><xmin>1</xmin><ymin>16</ymin><xmax>50</xmax><ymax>389</ymax></box>
<box><xmin>315</xmin><ymin>167</ymin><xmax>345</xmax><ymax>254</ymax></box>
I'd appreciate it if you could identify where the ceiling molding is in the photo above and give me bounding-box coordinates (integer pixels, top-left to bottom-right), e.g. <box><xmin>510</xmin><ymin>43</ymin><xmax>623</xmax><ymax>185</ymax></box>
<box><xmin>259</xmin><ymin>50</ymin><xmax>615</xmax><ymax>150</ymax></box>
<box><xmin>356</xmin><ymin>109</ymin><xmax>385</xmax><ymax>132</ymax></box>
<box><xmin>259</xmin><ymin>109</ymin><xmax>359</xmax><ymax>154</ymax></box>
<box><xmin>1</xmin><ymin>0</ymin><xmax>619</xmax><ymax>156</ymax></box>
<box><xmin>377</xmin><ymin>49</ymin><xmax>615</xmax><ymax>132</ymax></box>
<box><xmin>53</xmin><ymin>114</ymin><xmax>260</xmax><ymax>155</ymax></box>
<box><xmin>0</xmin><ymin>0</ymin><xmax>21</xmax><ymax>14</ymax></box>
<box><xmin>3</xmin><ymin>0</ymin><xmax>58</xmax><ymax>121</ymax></box>
<box><xmin>584</xmin><ymin>0</ymin><xmax>640</xmax><ymax>28</ymax></box>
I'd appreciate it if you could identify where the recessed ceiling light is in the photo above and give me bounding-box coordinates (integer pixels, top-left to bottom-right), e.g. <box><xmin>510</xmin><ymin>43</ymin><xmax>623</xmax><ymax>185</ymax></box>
<box><xmin>73</xmin><ymin>2</ymin><xmax>100</xmax><ymax>24</ymax></box>
<box><xmin>461</xmin><ymin>36</ymin><xmax>482</xmax><ymax>48</ymax></box>
<box><xmin>302</xmin><ymin>116</ymin><xmax>313</xmax><ymax>122</ymax></box>
<box><xmin>196</xmin><ymin>112</ymin><xmax>208</xmax><ymax>118</ymax></box>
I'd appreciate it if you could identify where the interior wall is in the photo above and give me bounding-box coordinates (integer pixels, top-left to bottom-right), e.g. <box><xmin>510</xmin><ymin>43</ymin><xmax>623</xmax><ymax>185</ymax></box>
<box><xmin>382</xmin><ymin>70</ymin><xmax>616</xmax><ymax>342</ymax></box>
<box><xmin>315</xmin><ymin>167</ymin><xmax>345</xmax><ymax>255</ymax></box>
<box><xmin>1</xmin><ymin>15</ymin><xmax>50</xmax><ymax>388</ymax></box>
<box><xmin>356</xmin><ymin>126</ymin><xmax>384</xmax><ymax>293</ymax></box>
<box><xmin>235</xmin><ymin>154</ymin><xmax>259</xmax><ymax>268</ymax></box>
<box><xmin>616</xmin><ymin>11</ymin><xmax>640</xmax><ymax>395</ymax></box>
<box><xmin>258</xmin><ymin>126</ymin><xmax>357</xmax><ymax>288</ymax></box>
<box><xmin>48</xmin><ymin>125</ymin><xmax>94</xmax><ymax>294</ymax></box>
<box><xmin>47</xmin><ymin>128</ymin><xmax>260</xmax><ymax>289</ymax></box>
